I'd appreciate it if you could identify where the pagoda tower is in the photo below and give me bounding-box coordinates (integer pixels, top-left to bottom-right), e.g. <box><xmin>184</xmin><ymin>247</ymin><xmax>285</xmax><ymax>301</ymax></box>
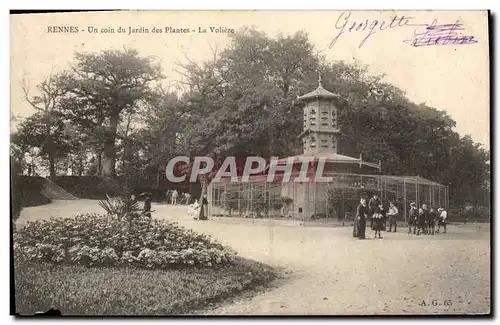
<box><xmin>297</xmin><ymin>74</ymin><xmax>343</xmax><ymax>155</ymax></box>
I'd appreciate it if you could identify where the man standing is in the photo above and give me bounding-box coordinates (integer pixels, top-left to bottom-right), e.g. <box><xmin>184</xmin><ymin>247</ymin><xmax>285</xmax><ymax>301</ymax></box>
<box><xmin>368</xmin><ymin>193</ymin><xmax>381</xmax><ymax>230</ymax></box>
<box><xmin>355</xmin><ymin>198</ymin><xmax>369</xmax><ymax>240</ymax></box>
<box><xmin>387</xmin><ymin>202</ymin><xmax>399</xmax><ymax>232</ymax></box>
<box><xmin>171</xmin><ymin>189</ymin><xmax>179</xmax><ymax>205</ymax></box>
<box><xmin>408</xmin><ymin>202</ymin><xmax>418</xmax><ymax>234</ymax></box>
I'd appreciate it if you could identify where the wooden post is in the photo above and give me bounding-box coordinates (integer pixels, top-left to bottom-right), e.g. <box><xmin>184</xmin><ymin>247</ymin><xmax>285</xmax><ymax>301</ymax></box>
<box><xmin>250</xmin><ymin>183</ymin><xmax>254</xmax><ymax>223</ymax></box>
<box><xmin>267</xmin><ymin>181</ymin><xmax>270</xmax><ymax>219</ymax></box>
<box><xmin>415</xmin><ymin>179</ymin><xmax>419</xmax><ymax>207</ymax></box>
<box><xmin>238</xmin><ymin>184</ymin><xmax>241</xmax><ymax>217</ymax></box>
<box><xmin>429</xmin><ymin>184</ymin><xmax>432</xmax><ymax>207</ymax></box>
<box><xmin>403</xmin><ymin>178</ymin><xmax>407</xmax><ymax>223</ymax></box>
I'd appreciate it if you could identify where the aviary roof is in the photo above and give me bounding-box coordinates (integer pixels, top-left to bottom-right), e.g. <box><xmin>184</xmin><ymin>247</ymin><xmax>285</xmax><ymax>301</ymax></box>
<box><xmin>297</xmin><ymin>75</ymin><xmax>342</xmax><ymax>101</ymax></box>
<box><xmin>297</xmin><ymin>84</ymin><xmax>341</xmax><ymax>101</ymax></box>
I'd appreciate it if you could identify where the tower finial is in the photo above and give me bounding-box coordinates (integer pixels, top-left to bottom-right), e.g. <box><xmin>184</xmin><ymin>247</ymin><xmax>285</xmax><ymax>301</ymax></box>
<box><xmin>318</xmin><ymin>72</ymin><xmax>322</xmax><ymax>87</ymax></box>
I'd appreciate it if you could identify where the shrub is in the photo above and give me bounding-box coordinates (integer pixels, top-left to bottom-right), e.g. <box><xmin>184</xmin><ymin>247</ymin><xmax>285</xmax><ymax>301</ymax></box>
<box><xmin>14</xmin><ymin>214</ymin><xmax>236</xmax><ymax>269</ymax></box>
<box><xmin>98</xmin><ymin>195</ymin><xmax>143</xmax><ymax>220</ymax></box>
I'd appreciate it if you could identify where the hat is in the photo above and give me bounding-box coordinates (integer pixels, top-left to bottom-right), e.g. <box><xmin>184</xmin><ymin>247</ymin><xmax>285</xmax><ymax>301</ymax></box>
<box><xmin>438</xmin><ymin>207</ymin><xmax>444</xmax><ymax>212</ymax></box>
<box><xmin>410</xmin><ymin>202</ymin><xmax>416</xmax><ymax>207</ymax></box>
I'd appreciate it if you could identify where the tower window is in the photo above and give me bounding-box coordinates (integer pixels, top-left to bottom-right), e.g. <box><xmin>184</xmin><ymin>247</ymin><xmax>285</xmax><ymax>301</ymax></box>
<box><xmin>321</xmin><ymin>122</ymin><xmax>328</xmax><ymax>126</ymax></box>
<box><xmin>310</xmin><ymin>109</ymin><xmax>316</xmax><ymax>115</ymax></box>
<box><xmin>310</xmin><ymin>121</ymin><xmax>316</xmax><ymax>126</ymax></box>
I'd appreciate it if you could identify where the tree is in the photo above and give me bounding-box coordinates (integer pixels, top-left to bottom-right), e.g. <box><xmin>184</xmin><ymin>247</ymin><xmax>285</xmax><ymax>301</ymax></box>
<box><xmin>57</xmin><ymin>48</ymin><xmax>163</xmax><ymax>177</ymax></box>
<box><xmin>11</xmin><ymin>155</ymin><xmax>23</xmax><ymax>224</ymax></box>
<box><xmin>161</xmin><ymin>28</ymin><xmax>490</xmax><ymax>213</ymax></box>
<box><xmin>12</xmin><ymin>112</ymin><xmax>74</xmax><ymax>178</ymax></box>
<box><xmin>14</xmin><ymin>75</ymin><xmax>72</xmax><ymax>178</ymax></box>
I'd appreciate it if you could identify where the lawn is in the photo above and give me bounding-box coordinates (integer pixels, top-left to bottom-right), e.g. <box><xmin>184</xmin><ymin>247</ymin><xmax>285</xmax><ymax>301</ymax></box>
<box><xmin>14</xmin><ymin>256</ymin><xmax>279</xmax><ymax>315</ymax></box>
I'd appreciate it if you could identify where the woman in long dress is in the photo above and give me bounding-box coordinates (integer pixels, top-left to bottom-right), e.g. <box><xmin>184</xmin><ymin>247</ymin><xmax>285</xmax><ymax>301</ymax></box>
<box><xmin>355</xmin><ymin>198</ymin><xmax>369</xmax><ymax>239</ymax></box>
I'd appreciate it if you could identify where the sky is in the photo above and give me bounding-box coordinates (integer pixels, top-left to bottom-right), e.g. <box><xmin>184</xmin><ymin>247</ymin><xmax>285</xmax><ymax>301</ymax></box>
<box><xmin>10</xmin><ymin>10</ymin><xmax>490</xmax><ymax>148</ymax></box>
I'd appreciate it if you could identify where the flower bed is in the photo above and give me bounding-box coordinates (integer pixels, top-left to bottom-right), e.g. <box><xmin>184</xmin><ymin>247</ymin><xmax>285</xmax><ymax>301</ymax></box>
<box><xmin>14</xmin><ymin>214</ymin><xmax>236</xmax><ymax>268</ymax></box>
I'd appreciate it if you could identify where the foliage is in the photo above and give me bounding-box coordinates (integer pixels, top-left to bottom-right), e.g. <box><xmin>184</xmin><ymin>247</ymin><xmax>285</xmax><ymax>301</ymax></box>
<box><xmin>222</xmin><ymin>188</ymin><xmax>248</xmax><ymax>216</ymax></box>
<box><xmin>14</xmin><ymin>257</ymin><xmax>278</xmax><ymax>315</ymax></box>
<box><xmin>11</xmin><ymin>156</ymin><xmax>23</xmax><ymax>220</ymax></box>
<box><xmin>281</xmin><ymin>196</ymin><xmax>293</xmax><ymax>216</ymax></box>
<box><xmin>98</xmin><ymin>195</ymin><xmax>143</xmax><ymax>220</ymax></box>
<box><xmin>56</xmin><ymin>49</ymin><xmax>163</xmax><ymax>177</ymax></box>
<box><xmin>15</xmin><ymin>28</ymin><xmax>490</xmax><ymax>209</ymax></box>
<box><xmin>14</xmin><ymin>214</ymin><xmax>237</xmax><ymax>268</ymax></box>
<box><xmin>449</xmin><ymin>207</ymin><xmax>490</xmax><ymax>222</ymax></box>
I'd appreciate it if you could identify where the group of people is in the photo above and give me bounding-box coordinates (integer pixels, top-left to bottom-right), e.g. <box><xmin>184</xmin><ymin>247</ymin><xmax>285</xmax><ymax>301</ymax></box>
<box><xmin>167</xmin><ymin>189</ymin><xmax>192</xmax><ymax>205</ymax></box>
<box><xmin>407</xmin><ymin>202</ymin><xmax>448</xmax><ymax>236</ymax></box>
<box><xmin>353</xmin><ymin>193</ymin><xmax>448</xmax><ymax>240</ymax></box>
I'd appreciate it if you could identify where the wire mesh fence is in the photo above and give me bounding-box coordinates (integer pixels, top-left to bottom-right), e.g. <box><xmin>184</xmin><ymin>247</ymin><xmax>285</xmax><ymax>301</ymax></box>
<box><xmin>208</xmin><ymin>173</ymin><xmax>448</xmax><ymax>223</ymax></box>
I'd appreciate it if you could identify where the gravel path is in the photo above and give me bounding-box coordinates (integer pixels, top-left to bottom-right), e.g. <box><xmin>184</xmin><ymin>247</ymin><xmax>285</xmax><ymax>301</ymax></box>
<box><xmin>18</xmin><ymin>200</ymin><xmax>491</xmax><ymax>315</ymax></box>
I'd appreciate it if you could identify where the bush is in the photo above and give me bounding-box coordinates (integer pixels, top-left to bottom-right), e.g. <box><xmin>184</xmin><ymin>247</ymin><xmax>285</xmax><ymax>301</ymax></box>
<box><xmin>14</xmin><ymin>214</ymin><xmax>236</xmax><ymax>269</ymax></box>
<box><xmin>15</xmin><ymin>176</ymin><xmax>52</xmax><ymax>208</ymax></box>
<box><xmin>450</xmin><ymin>207</ymin><xmax>490</xmax><ymax>223</ymax></box>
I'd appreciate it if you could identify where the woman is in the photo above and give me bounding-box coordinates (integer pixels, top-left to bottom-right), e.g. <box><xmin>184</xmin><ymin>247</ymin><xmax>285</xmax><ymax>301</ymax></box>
<box><xmin>355</xmin><ymin>198</ymin><xmax>369</xmax><ymax>240</ymax></box>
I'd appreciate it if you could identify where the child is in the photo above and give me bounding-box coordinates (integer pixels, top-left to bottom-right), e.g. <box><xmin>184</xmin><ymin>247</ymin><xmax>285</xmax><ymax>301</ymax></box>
<box><xmin>437</xmin><ymin>207</ymin><xmax>447</xmax><ymax>233</ymax></box>
<box><xmin>428</xmin><ymin>208</ymin><xmax>436</xmax><ymax>235</ymax></box>
<box><xmin>417</xmin><ymin>207</ymin><xmax>425</xmax><ymax>235</ymax></box>
<box><xmin>387</xmin><ymin>202</ymin><xmax>399</xmax><ymax>232</ymax></box>
<box><xmin>192</xmin><ymin>199</ymin><xmax>200</xmax><ymax>220</ymax></box>
<box><xmin>372</xmin><ymin>204</ymin><xmax>384</xmax><ymax>239</ymax></box>
<box><xmin>408</xmin><ymin>202</ymin><xmax>418</xmax><ymax>234</ymax></box>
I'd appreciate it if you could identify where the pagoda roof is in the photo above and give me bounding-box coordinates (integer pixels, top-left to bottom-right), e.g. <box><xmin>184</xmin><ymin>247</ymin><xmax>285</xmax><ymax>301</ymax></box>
<box><xmin>297</xmin><ymin>84</ymin><xmax>341</xmax><ymax>101</ymax></box>
<box><xmin>297</xmin><ymin>74</ymin><xmax>343</xmax><ymax>102</ymax></box>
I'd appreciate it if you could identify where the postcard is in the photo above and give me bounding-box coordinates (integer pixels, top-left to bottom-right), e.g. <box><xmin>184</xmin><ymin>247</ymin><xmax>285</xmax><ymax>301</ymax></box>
<box><xmin>10</xmin><ymin>10</ymin><xmax>490</xmax><ymax>316</ymax></box>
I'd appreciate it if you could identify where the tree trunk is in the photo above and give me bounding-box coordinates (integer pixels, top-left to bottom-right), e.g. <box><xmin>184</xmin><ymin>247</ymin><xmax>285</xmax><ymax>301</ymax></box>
<box><xmin>100</xmin><ymin>112</ymin><xmax>120</xmax><ymax>177</ymax></box>
<box><xmin>48</xmin><ymin>151</ymin><xmax>56</xmax><ymax>179</ymax></box>
<box><xmin>96</xmin><ymin>150</ymin><xmax>102</xmax><ymax>176</ymax></box>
